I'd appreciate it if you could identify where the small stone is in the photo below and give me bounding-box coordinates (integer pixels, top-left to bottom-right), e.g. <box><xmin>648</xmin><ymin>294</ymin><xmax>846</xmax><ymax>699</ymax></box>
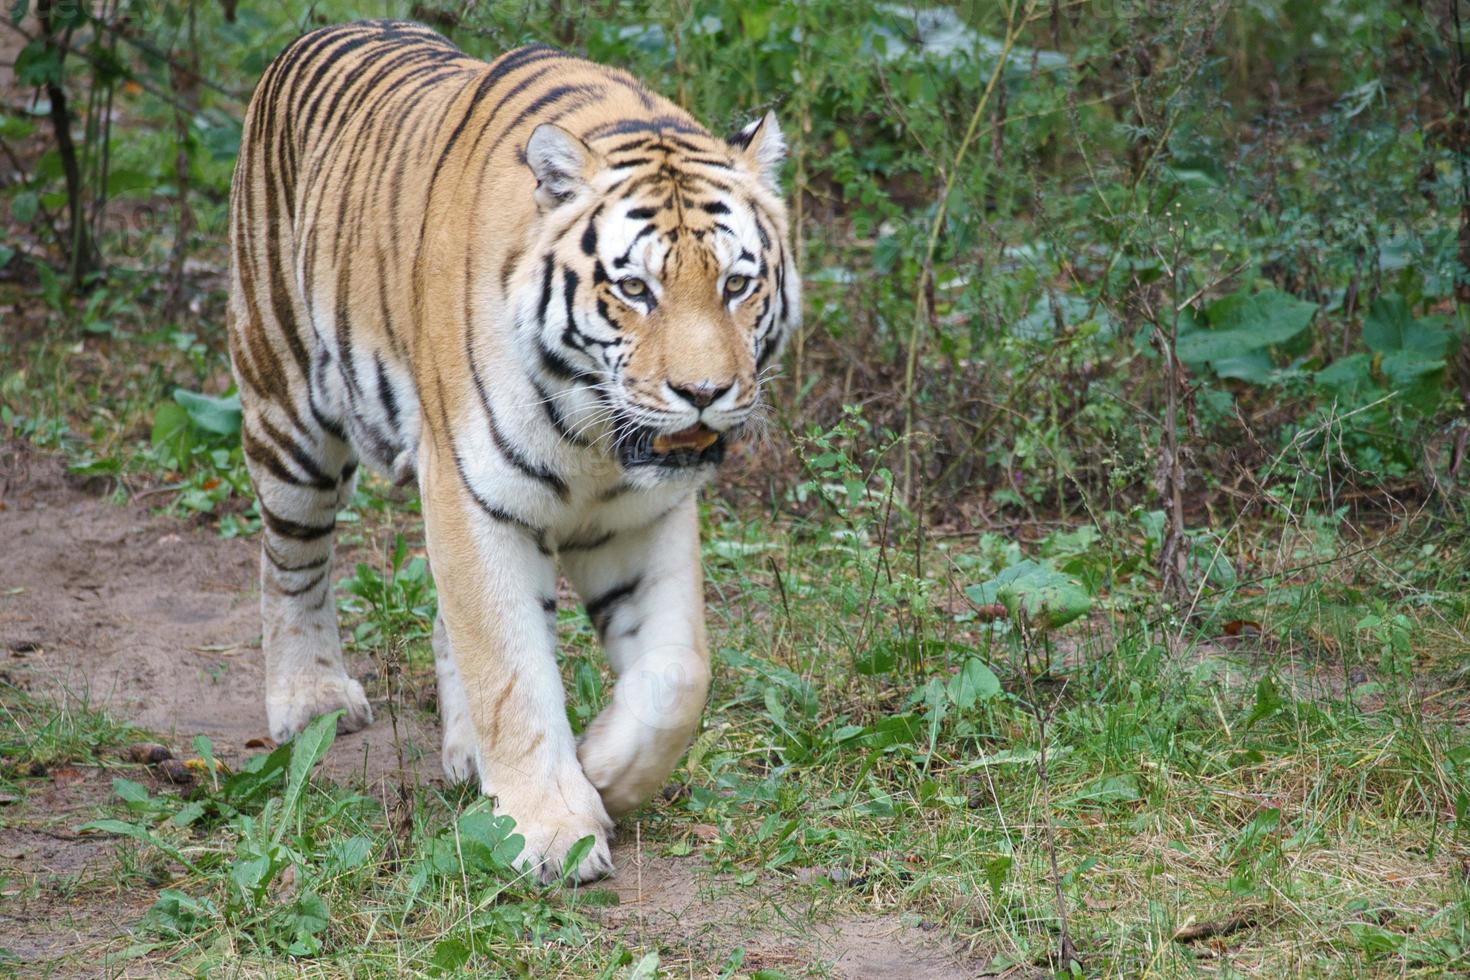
<box><xmin>157</xmin><ymin>759</ymin><xmax>194</xmax><ymax>785</ymax></box>
<box><xmin>127</xmin><ymin>743</ymin><xmax>174</xmax><ymax>765</ymax></box>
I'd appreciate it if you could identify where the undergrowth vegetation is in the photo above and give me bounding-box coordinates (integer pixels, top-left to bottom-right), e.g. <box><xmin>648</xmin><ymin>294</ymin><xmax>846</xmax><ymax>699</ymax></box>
<box><xmin>3</xmin><ymin>0</ymin><xmax>1470</xmax><ymax>976</ymax></box>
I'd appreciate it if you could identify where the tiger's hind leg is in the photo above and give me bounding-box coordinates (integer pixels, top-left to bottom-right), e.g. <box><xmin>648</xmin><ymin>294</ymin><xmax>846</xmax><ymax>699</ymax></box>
<box><xmin>243</xmin><ymin>405</ymin><xmax>374</xmax><ymax>741</ymax></box>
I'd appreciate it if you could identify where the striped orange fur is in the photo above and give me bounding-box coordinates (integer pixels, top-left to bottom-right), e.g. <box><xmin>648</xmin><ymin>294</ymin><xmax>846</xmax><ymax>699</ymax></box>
<box><xmin>227</xmin><ymin>20</ymin><xmax>798</xmax><ymax>882</ymax></box>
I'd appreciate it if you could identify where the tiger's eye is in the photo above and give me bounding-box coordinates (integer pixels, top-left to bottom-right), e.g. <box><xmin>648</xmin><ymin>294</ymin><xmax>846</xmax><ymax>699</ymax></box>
<box><xmin>619</xmin><ymin>277</ymin><xmax>647</xmax><ymax>297</ymax></box>
<box><xmin>724</xmin><ymin>274</ymin><xmax>749</xmax><ymax>296</ymax></box>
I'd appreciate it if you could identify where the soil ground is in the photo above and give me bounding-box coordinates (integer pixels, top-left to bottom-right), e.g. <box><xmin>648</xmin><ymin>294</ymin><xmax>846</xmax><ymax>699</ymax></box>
<box><xmin>0</xmin><ymin>453</ymin><xmax>987</xmax><ymax>978</ymax></box>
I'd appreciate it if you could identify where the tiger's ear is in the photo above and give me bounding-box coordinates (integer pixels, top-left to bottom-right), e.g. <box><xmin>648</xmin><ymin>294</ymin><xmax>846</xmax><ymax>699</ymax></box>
<box><xmin>728</xmin><ymin>111</ymin><xmax>785</xmax><ymax>191</ymax></box>
<box><xmin>526</xmin><ymin>123</ymin><xmax>601</xmax><ymax>210</ymax></box>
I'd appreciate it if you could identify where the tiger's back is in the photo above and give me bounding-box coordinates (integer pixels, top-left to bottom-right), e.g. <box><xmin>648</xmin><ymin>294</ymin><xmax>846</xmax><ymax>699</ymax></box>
<box><xmin>227</xmin><ymin>20</ymin><xmax>797</xmax><ymax>883</ymax></box>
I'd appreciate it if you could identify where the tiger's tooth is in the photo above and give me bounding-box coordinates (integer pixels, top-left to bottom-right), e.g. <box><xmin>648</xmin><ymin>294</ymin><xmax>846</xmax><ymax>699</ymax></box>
<box><xmin>652</xmin><ymin>429</ymin><xmax>718</xmax><ymax>454</ymax></box>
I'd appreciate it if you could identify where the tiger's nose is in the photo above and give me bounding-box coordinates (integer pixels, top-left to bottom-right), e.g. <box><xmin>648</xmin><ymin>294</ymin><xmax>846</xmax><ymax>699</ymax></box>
<box><xmin>669</xmin><ymin>380</ymin><xmax>733</xmax><ymax>410</ymax></box>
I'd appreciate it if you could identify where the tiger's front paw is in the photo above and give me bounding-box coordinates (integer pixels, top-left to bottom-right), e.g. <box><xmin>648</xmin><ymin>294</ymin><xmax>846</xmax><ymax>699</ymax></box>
<box><xmin>491</xmin><ymin>779</ymin><xmax>614</xmax><ymax>884</ymax></box>
<box><xmin>266</xmin><ymin>671</ymin><xmax>373</xmax><ymax>742</ymax></box>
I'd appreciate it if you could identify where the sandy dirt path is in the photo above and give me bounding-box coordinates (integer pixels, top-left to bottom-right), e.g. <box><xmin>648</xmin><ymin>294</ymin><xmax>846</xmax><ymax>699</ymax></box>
<box><xmin>0</xmin><ymin>451</ymin><xmax>988</xmax><ymax>978</ymax></box>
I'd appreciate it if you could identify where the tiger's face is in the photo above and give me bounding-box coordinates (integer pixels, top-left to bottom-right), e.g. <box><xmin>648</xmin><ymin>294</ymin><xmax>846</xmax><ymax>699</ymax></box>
<box><xmin>522</xmin><ymin>114</ymin><xmax>798</xmax><ymax>476</ymax></box>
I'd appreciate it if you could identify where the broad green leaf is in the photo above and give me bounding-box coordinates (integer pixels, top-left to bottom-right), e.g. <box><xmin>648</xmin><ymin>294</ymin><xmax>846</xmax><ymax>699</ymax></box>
<box><xmin>430</xmin><ymin>936</ymin><xmax>472</xmax><ymax>973</ymax></box>
<box><xmin>272</xmin><ymin>710</ymin><xmax>339</xmax><ymax>845</ymax></box>
<box><xmin>560</xmin><ymin>834</ymin><xmax>597</xmax><ymax>884</ymax></box>
<box><xmin>14</xmin><ymin>39</ymin><xmax>62</xmax><ymax>88</ymax></box>
<box><xmin>79</xmin><ymin>818</ymin><xmax>203</xmax><ymax>875</ymax></box>
<box><xmin>855</xmin><ymin>713</ymin><xmax>922</xmax><ymax>749</ymax></box>
<box><xmin>1209</xmin><ymin>350</ymin><xmax>1274</xmax><ymax>384</ymax></box>
<box><xmin>219</xmin><ymin>740</ymin><xmax>291</xmax><ymax>808</ymax></box>
<box><xmin>853</xmin><ymin>641</ymin><xmax>896</xmax><ymax>675</ymax></box>
<box><xmin>1315</xmin><ymin>353</ymin><xmax>1374</xmax><ymax>392</ymax></box>
<box><xmin>150</xmin><ymin>400</ymin><xmax>192</xmax><ymax>464</ymax></box>
<box><xmin>627</xmin><ymin>951</ymin><xmax>661</xmax><ymax>980</ymax></box>
<box><xmin>965</xmin><ymin>559</ymin><xmax>1093</xmax><ymax>628</ymax></box>
<box><xmin>287</xmin><ymin>892</ymin><xmax>330</xmax><ymax>939</ymax></box>
<box><xmin>10</xmin><ymin>190</ymin><xmax>37</xmax><ymax>225</ymax></box>
<box><xmin>1362</xmin><ymin>294</ymin><xmax>1450</xmax><ymax>357</ymax></box>
<box><xmin>141</xmin><ymin>889</ymin><xmax>216</xmax><ymax>938</ymax></box>
<box><xmin>947</xmin><ymin>658</ymin><xmax>1001</xmax><ymax>710</ymax></box>
<box><xmin>111</xmin><ymin>777</ymin><xmax>154</xmax><ymax>812</ymax></box>
<box><xmin>1244</xmin><ymin>676</ymin><xmax>1286</xmax><ymax>730</ymax></box>
<box><xmin>1061</xmin><ymin>774</ymin><xmax>1141</xmax><ymax>807</ymax></box>
<box><xmin>327</xmin><ymin>836</ymin><xmax>374</xmax><ymax>872</ymax></box>
<box><xmin>173</xmin><ymin>388</ymin><xmax>242</xmax><ymax>437</ymax></box>
<box><xmin>1177</xmin><ymin>289</ymin><xmax>1317</xmax><ymax>365</ymax></box>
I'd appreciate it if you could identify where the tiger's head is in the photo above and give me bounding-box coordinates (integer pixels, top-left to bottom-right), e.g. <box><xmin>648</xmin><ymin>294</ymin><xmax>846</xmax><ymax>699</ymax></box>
<box><xmin>519</xmin><ymin>113</ymin><xmax>799</xmax><ymax>480</ymax></box>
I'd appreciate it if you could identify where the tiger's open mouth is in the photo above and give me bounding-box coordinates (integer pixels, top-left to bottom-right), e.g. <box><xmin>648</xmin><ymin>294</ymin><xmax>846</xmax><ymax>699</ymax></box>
<box><xmin>618</xmin><ymin>423</ymin><xmax>726</xmax><ymax>469</ymax></box>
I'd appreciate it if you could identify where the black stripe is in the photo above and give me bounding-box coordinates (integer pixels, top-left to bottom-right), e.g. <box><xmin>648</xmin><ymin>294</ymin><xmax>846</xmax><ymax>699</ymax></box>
<box><xmin>613</xmin><ymin>225</ymin><xmax>655</xmax><ymax>269</ymax></box>
<box><xmin>462</xmin><ymin>64</ymin><xmax>557</xmax><ymax>159</ymax></box>
<box><xmin>585</xmin><ymin>115</ymin><xmax>703</xmax><ymax>140</ymax></box>
<box><xmin>484</xmin><ymin>43</ymin><xmax>563</xmax><ymax>86</ymax></box>
<box><xmin>467</xmin><ymin>351</ymin><xmax>570</xmax><ymax>498</ymax></box>
<box><xmin>585</xmin><ymin>577</ymin><xmax>640</xmax><ymax>634</ymax></box>
<box><xmin>561</xmin><ymin>267</ymin><xmax>583</xmax><ymax>351</ymax></box>
<box><xmin>375</xmin><ymin>353</ymin><xmax>401</xmax><ymax>433</ymax></box>
<box><xmin>598</xmin><ymin>482</ymin><xmax>632</xmax><ymax>502</ymax></box>
<box><xmin>264</xmin><ymin>542</ymin><xmax>329</xmax><ymax>574</ymax></box>
<box><xmin>662</xmin><ymin>135</ymin><xmax>709</xmax><ymax>153</ymax></box>
<box><xmin>243</xmin><ymin>421</ymin><xmax>337</xmax><ymax>492</ymax></box>
<box><xmin>260</xmin><ymin>503</ymin><xmax>336</xmax><ymax>541</ymax></box>
<box><xmin>484</xmin><ymin>84</ymin><xmax>599</xmax><ymax>159</ymax></box>
<box><xmin>531</xmin><ymin>378</ymin><xmax>591</xmax><ymax>446</ymax></box>
<box><xmin>537</xmin><ymin>340</ymin><xmax>595</xmax><ymax>382</ymax></box>
<box><xmin>581</xmin><ymin>206</ymin><xmax>601</xmax><ymax>256</ymax></box>
<box><xmin>278</xmin><ymin>570</ymin><xmax>328</xmax><ymax>597</ymax></box>
<box><xmin>750</xmin><ymin>203</ymin><xmax>772</xmax><ymax>249</ymax></box>
<box><xmin>558</xmin><ymin>530</ymin><xmax>614</xmax><ymax>553</ymax></box>
<box><xmin>431</xmin><ymin>372</ymin><xmax>545</xmax><ymax>542</ymax></box>
<box><xmin>536</xmin><ymin>255</ymin><xmax>555</xmax><ymax>326</ymax></box>
<box><xmin>606</xmin><ymin>136</ymin><xmax>654</xmax><ymax>154</ymax></box>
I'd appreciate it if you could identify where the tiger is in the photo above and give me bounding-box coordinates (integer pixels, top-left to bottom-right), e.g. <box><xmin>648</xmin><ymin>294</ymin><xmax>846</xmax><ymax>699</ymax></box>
<box><xmin>226</xmin><ymin>19</ymin><xmax>798</xmax><ymax>882</ymax></box>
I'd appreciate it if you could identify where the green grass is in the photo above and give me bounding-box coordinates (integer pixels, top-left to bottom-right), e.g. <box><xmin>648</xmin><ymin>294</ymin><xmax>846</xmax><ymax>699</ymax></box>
<box><xmin>3</xmin><ymin>487</ymin><xmax>1467</xmax><ymax>975</ymax></box>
